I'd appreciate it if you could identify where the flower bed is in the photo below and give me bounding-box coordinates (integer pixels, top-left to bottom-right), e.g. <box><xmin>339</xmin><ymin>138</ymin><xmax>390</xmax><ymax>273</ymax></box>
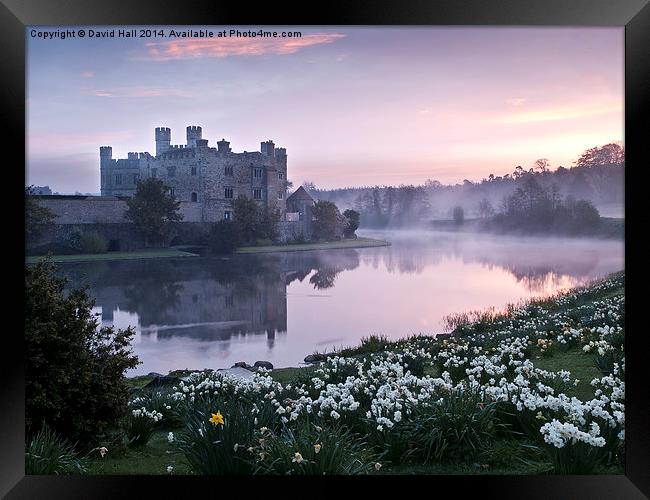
<box><xmin>113</xmin><ymin>272</ymin><xmax>625</xmax><ymax>475</ymax></box>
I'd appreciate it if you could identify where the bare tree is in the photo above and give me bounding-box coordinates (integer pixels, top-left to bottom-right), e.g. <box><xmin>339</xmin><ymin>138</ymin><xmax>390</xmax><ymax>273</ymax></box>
<box><xmin>533</xmin><ymin>158</ymin><xmax>551</xmax><ymax>173</ymax></box>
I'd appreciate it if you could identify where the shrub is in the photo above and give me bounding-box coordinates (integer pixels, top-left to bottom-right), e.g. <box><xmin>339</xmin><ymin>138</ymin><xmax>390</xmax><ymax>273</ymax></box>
<box><xmin>25</xmin><ymin>260</ymin><xmax>140</xmax><ymax>448</ymax></box>
<box><xmin>124</xmin><ymin>407</ymin><xmax>162</xmax><ymax>447</ymax></box>
<box><xmin>342</xmin><ymin>209</ymin><xmax>360</xmax><ymax>238</ymax></box>
<box><xmin>252</xmin><ymin>421</ymin><xmax>375</xmax><ymax>475</ymax></box>
<box><xmin>358</xmin><ymin>334</ymin><xmax>390</xmax><ymax>354</ymax></box>
<box><xmin>207</xmin><ymin>220</ymin><xmax>241</xmax><ymax>254</ymax></box>
<box><xmin>452</xmin><ymin>206</ymin><xmax>464</xmax><ymax>225</ymax></box>
<box><xmin>177</xmin><ymin>400</ymin><xmax>257</xmax><ymax>475</ymax></box>
<box><xmin>78</xmin><ymin>232</ymin><xmax>109</xmax><ymax>253</ymax></box>
<box><xmin>403</xmin><ymin>388</ymin><xmax>498</xmax><ymax>463</ymax></box>
<box><xmin>25</xmin><ymin>424</ymin><xmax>88</xmax><ymax>475</ymax></box>
<box><xmin>312</xmin><ymin>200</ymin><xmax>341</xmax><ymax>241</ymax></box>
<box><xmin>539</xmin><ymin>420</ymin><xmax>609</xmax><ymax>474</ymax></box>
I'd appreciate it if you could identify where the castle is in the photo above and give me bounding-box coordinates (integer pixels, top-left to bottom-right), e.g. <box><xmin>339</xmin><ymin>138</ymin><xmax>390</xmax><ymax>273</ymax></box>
<box><xmin>100</xmin><ymin>125</ymin><xmax>289</xmax><ymax>222</ymax></box>
<box><xmin>28</xmin><ymin>125</ymin><xmax>320</xmax><ymax>251</ymax></box>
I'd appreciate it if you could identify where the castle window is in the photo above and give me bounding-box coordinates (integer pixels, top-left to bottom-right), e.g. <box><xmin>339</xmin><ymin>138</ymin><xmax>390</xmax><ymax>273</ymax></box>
<box><xmin>115</xmin><ymin>174</ymin><xmax>122</xmax><ymax>185</ymax></box>
<box><xmin>151</xmin><ymin>168</ymin><xmax>158</xmax><ymax>178</ymax></box>
<box><xmin>278</xmin><ymin>191</ymin><xmax>284</xmax><ymax>200</ymax></box>
<box><xmin>224</xmin><ymin>187</ymin><xmax>233</xmax><ymax>199</ymax></box>
<box><xmin>167</xmin><ymin>166</ymin><xmax>176</xmax><ymax>177</ymax></box>
<box><xmin>253</xmin><ymin>188</ymin><xmax>262</xmax><ymax>200</ymax></box>
<box><xmin>224</xmin><ymin>210</ymin><xmax>232</xmax><ymax>220</ymax></box>
<box><xmin>225</xmin><ymin>166</ymin><xmax>233</xmax><ymax>176</ymax></box>
<box><xmin>225</xmin><ymin>295</ymin><xmax>234</xmax><ymax>308</ymax></box>
<box><xmin>278</xmin><ymin>172</ymin><xmax>284</xmax><ymax>180</ymax></box>
<box><xmin>191</xmin><ymin>166</ymin><xmax>197</xmax><ymax>176</ymax></box>
<box><xmin>191</xmin><ymin>192</ymin><xmax>198</xmax><ymax>202</ymax></box>
<box><xmin>253</xmin><ymin>167</ymin><xmax>263</xmax><ymax>179</ymax></box>
<box><xmin>133</xmin><ymin>174</ymin><xmax>140</xmax><ymax>185</ymax></box>
<box><xmin>169</xmin><ymin>187</ymin><xmax>175</xmax><ymax>197</ymax></box>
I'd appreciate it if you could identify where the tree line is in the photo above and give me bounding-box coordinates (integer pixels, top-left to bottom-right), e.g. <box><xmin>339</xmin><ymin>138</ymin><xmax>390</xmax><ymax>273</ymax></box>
<box><xmin>307</xmin><ymin>143</ymin><xmax>624</xmax><ymax>228</ymax></box>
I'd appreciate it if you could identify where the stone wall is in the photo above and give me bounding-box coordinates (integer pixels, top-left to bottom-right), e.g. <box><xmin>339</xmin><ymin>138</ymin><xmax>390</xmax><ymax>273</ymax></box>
<box><xmin>29</xmin><ymin>195</ymin><xmax>312</xmax><ymax>250</ymax></box>
<box><xmin>35</xmin><ymin>196</ymin><xmax>204</xmax><ymax>224</ymax></box>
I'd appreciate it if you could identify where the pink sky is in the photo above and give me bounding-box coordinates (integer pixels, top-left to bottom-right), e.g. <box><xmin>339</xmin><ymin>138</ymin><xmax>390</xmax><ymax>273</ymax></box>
<box><xmin>27</xmin><ymin>27</ymin><xmax>623</xmax><ymax>193</ymax></box>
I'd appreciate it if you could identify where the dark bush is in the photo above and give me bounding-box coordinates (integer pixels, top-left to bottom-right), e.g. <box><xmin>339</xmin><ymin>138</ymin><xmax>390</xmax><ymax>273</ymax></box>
<box><xmin>207</xmin><ymin>220</ymin><xmax>241</xmax><ymax>254</ymax></box>
<box><xmin>78</xmin><ymin>232</ymin><xmax>109</xmax><ymax>253</ymax></box>
<box><xmin>452</xmin><ymin>206</ymin><xmax>464</xmax><ymax>225</ymax></box>
<box><xmin>25</xmin><ymin>260</ymin><xmax>140</xmax><ymax>448</ymax></box>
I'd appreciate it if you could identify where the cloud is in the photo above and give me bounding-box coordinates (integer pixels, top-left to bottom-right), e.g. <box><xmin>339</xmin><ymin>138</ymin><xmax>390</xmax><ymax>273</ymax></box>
<box><xmin>497</xmin><ymin>103</ymin><xmax>622</xmax><ymax>124</ymax></box>
<box><xmin>142</xmin><ymin>32</ymin><xmax>346</xmax><ymax>61</ymax></box>
<box><xmin>505</xmin><ymin>97</ymin><xmax>528</xmax><ymax>106</ymax></box>
<box><xmin>81</xmin><ymin>71</ymin><xmax>95</xmax><ymax>78</ymax></box>
<box><xmin>83</xmin><ymin>87</ymin><xmax>194</xmax><ymax>98</ymax></box>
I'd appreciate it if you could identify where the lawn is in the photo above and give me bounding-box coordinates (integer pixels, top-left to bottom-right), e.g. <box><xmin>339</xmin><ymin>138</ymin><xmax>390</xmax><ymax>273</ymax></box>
<box><xmin>26</xmin><ymin>248</ymin><xmax>199</xmax><ymax>264</ymax></box>
<box><xmin>86</xmin><ymin>430</ymin><xmax>191</xmax><ymax>475</ymax></box>
<box><xmin>235</xmin><ymin>238</ymin><xmax>390</xmax><ymax>253</ymax></box>
<box><xmin>235</xmin><ymin>237</ymin><xmax>390</xmax><ymax>254</ymax></box>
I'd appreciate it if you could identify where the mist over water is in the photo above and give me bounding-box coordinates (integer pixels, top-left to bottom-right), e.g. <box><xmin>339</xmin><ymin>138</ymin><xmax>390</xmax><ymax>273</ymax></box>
<box><xmin>59</xmin><ymin>230</ymin><xmax>624</xmax><ymax>375</ymax></box>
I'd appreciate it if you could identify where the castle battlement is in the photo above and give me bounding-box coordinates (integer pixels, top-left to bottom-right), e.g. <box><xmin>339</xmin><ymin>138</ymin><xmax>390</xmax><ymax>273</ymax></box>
<box><xmin>99</xmin><ymin>125</ymin><xmax>289</xmax><ymax>223</ymax></box>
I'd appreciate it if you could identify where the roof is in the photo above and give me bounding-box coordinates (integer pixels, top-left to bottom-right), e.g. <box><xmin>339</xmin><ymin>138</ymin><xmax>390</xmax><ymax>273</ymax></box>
<box><xmin>286</xmin><ymin>186</ymin><xmax>315</xmax><ymax>203</ymax></box>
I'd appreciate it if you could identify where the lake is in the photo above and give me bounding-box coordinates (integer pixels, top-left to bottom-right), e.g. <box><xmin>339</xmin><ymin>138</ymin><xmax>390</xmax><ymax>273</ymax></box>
<box><xmin>58</xmin><ymin>230</ymin><xmax>624</xmax><ymax>376</ymax></box>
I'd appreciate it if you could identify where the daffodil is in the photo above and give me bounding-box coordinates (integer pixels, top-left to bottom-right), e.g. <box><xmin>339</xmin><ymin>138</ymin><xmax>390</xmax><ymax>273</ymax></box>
<box><xmin>209</xmin><ymin>411</ymin><xmax>225</xmax><ymax>427</ymax></box>
<box><xmin>314</xmin><ymin>443</ymin><xmax>321</xmax><ymax>454</ymax></box>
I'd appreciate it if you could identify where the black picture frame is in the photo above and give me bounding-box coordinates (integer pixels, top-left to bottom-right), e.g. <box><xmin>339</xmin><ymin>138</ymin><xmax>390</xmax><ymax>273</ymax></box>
<box><xmin>4</xmin><ymin>0</ymin><xmax>647</xmax><ymax>497</ymax></box>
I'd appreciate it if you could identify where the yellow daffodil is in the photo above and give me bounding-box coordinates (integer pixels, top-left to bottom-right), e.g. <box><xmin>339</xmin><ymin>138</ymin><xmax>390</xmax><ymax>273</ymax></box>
<box><xmin>209</xmin><ymin>411</ymin><xmax>225</xmax><ymax>427</ymax></box>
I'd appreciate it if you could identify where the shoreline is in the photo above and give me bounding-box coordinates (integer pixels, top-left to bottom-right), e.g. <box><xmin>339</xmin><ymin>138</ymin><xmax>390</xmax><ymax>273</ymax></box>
<box><xmin>26</xmin><ymin>237</ymin><xmax>391</xmax><ymax>264</ymax></box>
<box><xmin>234</xmin><ymin>237</ymin><xmax>391</xmax><ymax>254</ymax></box>
<box><xmin>25</xmin><ymin>248</ymin><xmax>200</xmax><ymax>264</ymax></box>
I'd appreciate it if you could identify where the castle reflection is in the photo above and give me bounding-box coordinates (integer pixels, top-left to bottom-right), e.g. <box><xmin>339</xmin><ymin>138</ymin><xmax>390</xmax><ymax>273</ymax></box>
<box><xmin>60</xmin><ymin>249</ymin><xmax>362</xmax><ymax>347</ymax></box>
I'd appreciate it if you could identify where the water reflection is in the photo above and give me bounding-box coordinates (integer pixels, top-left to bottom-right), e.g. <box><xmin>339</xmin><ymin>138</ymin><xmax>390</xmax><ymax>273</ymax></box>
<box><xmin>58</xmin><ymin>230</ymin><xmax>623</xmax><ymax>374</ymax></box>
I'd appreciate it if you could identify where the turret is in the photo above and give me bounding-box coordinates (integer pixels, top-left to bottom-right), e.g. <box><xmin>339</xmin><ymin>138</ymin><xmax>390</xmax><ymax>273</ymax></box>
<box><xmin>186</xmin><ymin>125</ymin><xmax>202</xmax><ymax>147</ymax></box>
<box><xmin>155</xmin><ymin>127</ymin><xmax>171</xmax><ymax>156</ymax></box>
<box><xmin>100</xmin><ymin>146</ymin><xmax>112</xmax><ymax>168</ymax></box>
<box><xmin>217</xmin><ymin>138</ymin><xmax>231</xmax><ymax>153</ymax></box>
<box><xmin>261</xmin><ymin>140</ymin><xmax>275</xmax><ymax>158</ymax></box>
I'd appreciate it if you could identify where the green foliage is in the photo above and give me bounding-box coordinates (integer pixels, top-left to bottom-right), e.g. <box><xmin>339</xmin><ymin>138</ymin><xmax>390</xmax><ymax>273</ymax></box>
<box><xmin>403</xmin><ymin>389</ymin><xmax>499</xmax><ymax>463</ymax></box>
<box><xmin>252</xmin><ymin>422</ymin><xmax>375</xmax><ymax>475</ymax></box>
<box><xmin>492</xmin><ymin>177</ymin><xmax>602</xmax><ymax>235</ymax></box>
<box><xmin>124</xmin><ymin>413</ymin><xmax>156</xmax><ymax>448</ymax></box>
<box><xmin>574</xmin><ymin>143</ymin><xmax>624</xmax><ymax>168</ymax></box>
<box><xmin>124</xmin><ymin>178</ymin><xmax>183</xmax><ymax>246</ymax></box>
<box><xmin>25</xmin><ymin>260</ymin><xmax>140</xmax><ymax>448</ymax></box>
<box><xmin>312</xmin><ymin>200</ymin><xmax>341</xmax><ymax>241</ymax></box>
<box><xmin>25</xmin><ymin>186</ymin><xmax>56</xmax><ymax>242</ymax></box>
<box><xmin>260</xmin><ymin>208</ymin><xmax>281</xmax><ymax>242</ymax></box>
<box><xmin>207</xmin><ymin>220</ymin><xmax>241</xmax><ymax>254</ymax></box>
<box><xmin>78</xmin><ymin>232</ymin><xmax>109</xmax><ymax>254</ymax></box>
<box><xmin>359</xmin><ymin>334</ymin><xmax>390</xmax><ymax>353</ymax></box>
<box><xmin>231</xmin><ymin>195</ymin><xmax>279</xmax><ymax>245</ymax></box>
<box><xmin>542</xmin><ymin>441</ymin><xmax>608</xmax><ymax>474</ymax></box>
<box><xmin>25</xmin><ymin>424</ymin><xmax>88</xmax><ymax>475</ymax></box>
<box><xmin>342</xmin><ymin>209</ymin><xmax>360</xmax><ymax>238</ymax></box>
<box><xmin>177</xmin><ymin>400</ymin><xmax>257</xmax><ymax>475</ymax></box>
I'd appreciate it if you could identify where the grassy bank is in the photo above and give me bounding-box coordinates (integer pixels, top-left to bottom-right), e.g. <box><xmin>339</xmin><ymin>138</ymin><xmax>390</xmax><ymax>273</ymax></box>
<box><xmin>26</xmin><ymin>248</ymin><xmax>199</xmax><ymax>264</ymax></box>
<box><xmin>101</xmin><ymin>271</ymin><xmax>624</xmax><ymax>476</ymax></box>
<box><xmin>427</xmin><ymin>216</ymin><xmax>623</xmax><ymax>239</ymax></box>
<box><xmin>235</xmin><ymin>237</ymin><xmax>390</xmax><ymax>254</ymax></box>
